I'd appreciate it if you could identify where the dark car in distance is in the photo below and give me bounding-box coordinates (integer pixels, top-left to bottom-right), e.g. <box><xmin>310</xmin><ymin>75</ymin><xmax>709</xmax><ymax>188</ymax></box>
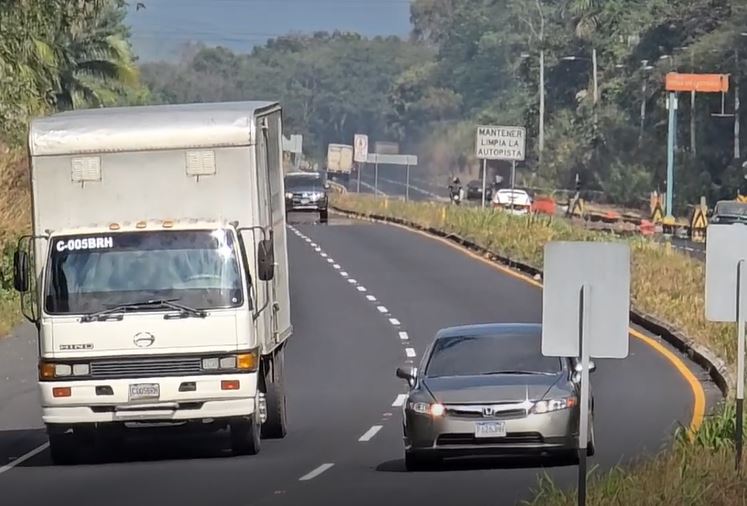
<box><xmin>465</xmin><ymin>179</ymin><xmax>493</xmax><ymax>202</ymax></box>
<box><xmin>284</xmin><ymin>171</ymin><xmax>330</xmax><ymax>223</ymax></box>
<box><xmin>710</xmin><ymin>200</ymin><xmax>747</xmax><ymax>225</ymax></box>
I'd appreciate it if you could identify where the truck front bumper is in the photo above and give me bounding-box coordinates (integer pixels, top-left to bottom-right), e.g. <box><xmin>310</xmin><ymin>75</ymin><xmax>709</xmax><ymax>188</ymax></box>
<box><xmin>40</xmin><ymin>372</ymin><xmax>258</xmax><ymax>425</ymax></box>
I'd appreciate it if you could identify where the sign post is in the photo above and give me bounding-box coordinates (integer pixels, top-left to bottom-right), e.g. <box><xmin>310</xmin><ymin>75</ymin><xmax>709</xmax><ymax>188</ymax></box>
<box><xmin>705</xmin><ymin>224</ymin><xmax>747</xmax><ymax>470</ymax></box>
<box><xmin>475</xmin><ymin>125</ymin><xmax>526</xmax><ymax>208</ymax></box>
<box><xmin>364</xmin><ymin>153</ymin><xmax>418</xmax><ymax>199</ymax></box>
<box><xmin>664</xmin><ymin>73</ymin><xmax>729</xmax><ymax>218</ymax></box>
<box><xmin>543</xmin><ymin>242</ymin><xmax>631</xmax><ymax>506</ymax></box>
<box><xmin>354</xmin><ymin>134</ymin><xmax>368</xmax><ymax>194</ymax></box>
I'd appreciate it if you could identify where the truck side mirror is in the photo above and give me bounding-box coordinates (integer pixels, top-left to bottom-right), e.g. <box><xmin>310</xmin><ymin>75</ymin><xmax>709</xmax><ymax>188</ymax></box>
<box><xmin>257</xmin><ymin>239</ymin><xmax>275</xmax><ymax>281</ymax></box>
<box><xmin>13</xmin><ymin>250</ymin><xmax>29</xmax><ymax>293</ymax></box>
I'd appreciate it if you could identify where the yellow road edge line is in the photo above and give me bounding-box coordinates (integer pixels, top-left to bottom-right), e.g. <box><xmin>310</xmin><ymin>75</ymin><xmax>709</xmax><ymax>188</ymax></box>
<box><xmin>353</xmin><ymin>213</ymin><xmax>707</xmax><ymax>434</ymax></box>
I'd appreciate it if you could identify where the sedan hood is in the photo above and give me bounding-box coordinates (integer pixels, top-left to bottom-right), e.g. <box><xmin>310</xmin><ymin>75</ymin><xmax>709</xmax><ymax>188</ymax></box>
<box><xmin>288</xmin><ymin>185</ymin><xmax>324</xmax><ymax>194</ymax></box>
<box><xmin>423</xmin><ymin>374</ymin><xmax>563</xmax><ymax>404</ymax></box>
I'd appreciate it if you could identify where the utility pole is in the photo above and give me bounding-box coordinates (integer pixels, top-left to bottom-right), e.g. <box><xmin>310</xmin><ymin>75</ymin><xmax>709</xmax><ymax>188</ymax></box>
<box><xmin>691</xmin><ymin>48</ymin><xmax>697</xmax><ymax>155</ymax></box>
<box><xmin>639</xmin><ymin>60</ymin><xmax>648</xmax><ymax>145</ymax></box>
<box><xmin>736</xmin><ymin>47</ymin><xmax>741</xmax><ymax>160</ymax></box>
<box><xmin>539</xmin><ymin>48</ymin><xmax>545</xmax><ymax>162</ymax></box>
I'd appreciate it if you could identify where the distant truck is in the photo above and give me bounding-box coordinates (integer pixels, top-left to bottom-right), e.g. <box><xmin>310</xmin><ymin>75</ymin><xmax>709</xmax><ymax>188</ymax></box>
<box><xmin>14</xmin><ymin>101</ymin><xmax>292</xmax><ymax>463</ymax></box>
<box><xmin>326</xmin><ymin>143</ymin><xmax>353</xmax><ymax>182</ymax></box>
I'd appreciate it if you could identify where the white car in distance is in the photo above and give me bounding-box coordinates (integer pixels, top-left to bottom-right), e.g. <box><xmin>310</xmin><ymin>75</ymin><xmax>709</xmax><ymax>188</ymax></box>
<box><xmin>492</xmin><ymin>189</ymin><xmax>532</xmax><ymax>215</ymax></box>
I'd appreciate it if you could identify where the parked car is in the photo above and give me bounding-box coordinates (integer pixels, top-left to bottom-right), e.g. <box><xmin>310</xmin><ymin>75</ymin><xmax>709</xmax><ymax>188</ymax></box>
<box><xmin>492</xmin><ymin>189</ymin><xmax>532</xmax><ymax>215</ymax></box>
<box><xmin>284</xmin><ymin>171</ymin><xmax>330</xmax><ymax>223</ymax></box>
<box><xmin>396</xmin><ymin>323</ymin><xmax>595</xmax><ymax>470</ymax></box>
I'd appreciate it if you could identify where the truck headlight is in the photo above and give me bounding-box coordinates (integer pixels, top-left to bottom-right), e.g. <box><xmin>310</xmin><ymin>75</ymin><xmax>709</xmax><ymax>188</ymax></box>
<box><xmin>201</xmin><ymin>351</ymin><xmax>258</xmax><ymax>372</ymax></box>
<box><xmin>285</xmin><ymin>192</ymin><xmax>293</xmax><ymax>199</ymax></box>
<box><xmin>532</xmin><ymin>396</ymin><xmax>577</xmax><ymax>414</ymax></box>
<box><xmin>309</xmin><ymin>192</ymin><xmax>322</xmax><ymax>202</ymax></box>
<box><xmin>39</xmin><ymin>361</ymin><xmax>90</xmax><ymax>380</ymax></box>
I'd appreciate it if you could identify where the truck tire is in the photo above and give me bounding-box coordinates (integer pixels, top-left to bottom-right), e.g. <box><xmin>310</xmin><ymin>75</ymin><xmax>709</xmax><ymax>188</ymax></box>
<box><xmin>261</xmin><ymin>348</ymin><xmax>288</xmax><ymax>439</ymax></box>
<box><xmin>231</xmin><ymin>415</ymin><xmax>261</xmax><ymax>456</ymax></box>
<box><xmin>49</xmin><ymin>433</ymin><xmax>78</xmax><ymax>465</ymax></box>
<box><xmin>320</xmin><ymin>209</ymin><xmax>329</xmax><ymax>224</ymax></box>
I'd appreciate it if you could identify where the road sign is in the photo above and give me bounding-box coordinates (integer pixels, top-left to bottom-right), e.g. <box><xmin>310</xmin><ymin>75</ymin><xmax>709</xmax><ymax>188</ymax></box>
<box><xmin>354</xmin><ymin>134</ymin><xmax>368</xmax><ymax>163</ymax></box>
<box><xmin>705</xmin><ymin>224</ymin><xmax>747</xmax><ymax>469</ymax></box>
<box><xmin>366</xmin><ymin>153</ymin><xmax>417</xmax><ymax>166</ymax></box>
<box><xmin>542</xmin><ymin>241</ymin><xmax>630</xmax><ymax>506</ymax></box>
<box><xmin>475</xmin><ymin>125</ymin><xmax>526</xmax><ymax>161</ymax></box>
<box><xmin>542</xmin><ymin>242</ymin><xmax>630</xmax><ymax>359</ymax></box>
<box><xmin>665</xmin><ymin>73</ymin><xmax>729</xmax><ymax>93</ymax></box>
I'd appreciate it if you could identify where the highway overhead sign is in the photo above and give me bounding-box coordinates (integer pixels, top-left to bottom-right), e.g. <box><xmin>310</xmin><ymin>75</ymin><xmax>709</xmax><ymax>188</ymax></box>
<box><xmin>542</xmin><ymin>242</ymin><xmax>630</xmax><ymax>359</ymax></box>
<box><xmin>475</xmin><ymin>125</ymin><xmax>526</xmax><ymax>161</ymax></box>
<box><xmin>366</xmin><ymin>153</ymin><xmax>417</xmax><ymax>166</ymax></box>
<box><xmin>665</xmin><ymin>73</ymin><xmax>729</xmax><ymax>93</ymax></box>
<box><xmin>354</xmin><ymin>134</ymin><xmax>368</xmax><ymax>163</ymax></box>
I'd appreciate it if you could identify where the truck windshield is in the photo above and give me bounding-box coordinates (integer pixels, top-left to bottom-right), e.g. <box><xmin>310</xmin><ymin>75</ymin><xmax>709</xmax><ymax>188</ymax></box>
<box><xmin>285</xmin><ymin>175</ymin><xmax>323</xmax><ymax>189</ymax></box>
<box><xmin>45</xmin><ymin>229</ymin><xmax>244</xmax><ymax>315</ymax></box>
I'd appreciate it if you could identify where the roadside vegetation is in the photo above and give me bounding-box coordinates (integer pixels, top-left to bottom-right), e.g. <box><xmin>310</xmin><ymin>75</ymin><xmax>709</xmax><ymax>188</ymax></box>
<box><xmin>332</xmin><ymin>193</ymin><xmax>745</xmax><ymax>505</ymax></box>
<box><xmin>0</xmin><ymin>0</ymin><xmax>145</xmax><ymax>335</ymax></box>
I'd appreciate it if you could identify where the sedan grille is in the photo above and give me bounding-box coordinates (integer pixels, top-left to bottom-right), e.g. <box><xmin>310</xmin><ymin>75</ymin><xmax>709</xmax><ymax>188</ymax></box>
<box><xmin>89</xmin><ymin>357</ymin><xmax>203</xmax><ymax>379</ymax></box>
<box><xmin>445</xmin><ymin>406</ymin><xmax>527</xmax><ymax>420</ymax></box>
<box><xmin>437</xmin><ymin>432</ymin><xmax>543</xmax><ymax>446</ymax></box>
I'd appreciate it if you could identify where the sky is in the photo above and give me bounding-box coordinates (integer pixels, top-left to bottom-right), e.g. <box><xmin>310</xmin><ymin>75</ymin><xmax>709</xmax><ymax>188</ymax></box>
<box><xmin>126</xmin><ymin>0</ymin><xmax>414</xmax><ymax>62</ymax></box>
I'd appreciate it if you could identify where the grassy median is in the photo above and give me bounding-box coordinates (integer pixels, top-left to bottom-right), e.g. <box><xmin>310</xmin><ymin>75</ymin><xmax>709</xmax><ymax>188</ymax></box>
<box><xmin>332</xmin><ymin>194</ymin><xmax>746</xmax><ymax>506</ymax></box>
<box><xmin>0</xmin><ymin>150</ymin><xmax>30</xmax><ymax>336</ymax></box>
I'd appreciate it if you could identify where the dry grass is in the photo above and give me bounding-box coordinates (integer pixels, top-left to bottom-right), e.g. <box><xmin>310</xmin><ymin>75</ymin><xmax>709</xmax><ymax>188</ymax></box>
<box><xmin>333</xmin><ymin>195</ymin><xmax>734</xmax><ymax>368</ymax></box>
<box><xmin>0</xmin><ymin>150</ymin><xmax>31</xmax><ymax>336</ymax></box>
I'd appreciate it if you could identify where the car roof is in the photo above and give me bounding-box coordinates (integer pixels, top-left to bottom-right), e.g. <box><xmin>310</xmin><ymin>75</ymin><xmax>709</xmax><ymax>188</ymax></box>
<box><xmin>435</xmin><ymin>323</ymin><xmax>541</xmax><ymax>339</ymax></box>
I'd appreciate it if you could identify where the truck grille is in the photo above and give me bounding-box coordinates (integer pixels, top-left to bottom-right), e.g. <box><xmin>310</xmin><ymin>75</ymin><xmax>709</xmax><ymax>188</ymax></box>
<box><xmin>89</xmin><ymin>357</ymin><xmax>203</xmax><ymax>379</ymax></box>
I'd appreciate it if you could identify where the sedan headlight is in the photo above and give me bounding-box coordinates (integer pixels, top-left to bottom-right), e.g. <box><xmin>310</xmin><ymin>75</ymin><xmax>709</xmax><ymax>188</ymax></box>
<box><xmin>531</xmin><ymin>396</ymin><xmax>577</xmax><ymax>414</ymax></box>
<box><xmin>39</xmin><ymin>361</ymin><xmax>90</xmax><ymax>380</ymax></box>
<box><xmin>409</xmin><ymin>401</ymin><xmax>445</xmax><ymax>417</ymax></box>
<box><xmin>285</xmin><ymin>192</ymin><xmax>293</xmax><ymax>199</ymax></box>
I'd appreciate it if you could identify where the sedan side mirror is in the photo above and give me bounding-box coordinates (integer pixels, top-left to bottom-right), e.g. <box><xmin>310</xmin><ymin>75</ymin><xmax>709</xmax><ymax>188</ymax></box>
<box><xmin>396</xmin><ymin>366</ymin><xmax>417</xmax><ymax>388</ymax></box>
<box><xmin>574</xmin><ymin>361</ymin><xmax>596</xmax><ymax>374</ymax></box>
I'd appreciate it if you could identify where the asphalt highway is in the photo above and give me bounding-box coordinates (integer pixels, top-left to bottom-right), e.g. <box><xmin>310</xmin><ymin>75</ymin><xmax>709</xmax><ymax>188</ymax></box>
<box><xmin>0</xmin><ymin>212</ymin><xmax>719</xmax><ymax>506</ymax></box>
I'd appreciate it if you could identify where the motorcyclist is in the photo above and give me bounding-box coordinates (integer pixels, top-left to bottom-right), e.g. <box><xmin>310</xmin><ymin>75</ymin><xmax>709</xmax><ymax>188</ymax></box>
<box><xmin>448</xmin><ymin>177</ymin><xmax>462</xmax><ymax>199</ymax></box>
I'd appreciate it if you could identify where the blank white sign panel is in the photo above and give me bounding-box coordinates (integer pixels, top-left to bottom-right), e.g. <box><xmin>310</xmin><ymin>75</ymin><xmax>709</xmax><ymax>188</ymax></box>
<box><xmin>705</xmin><ymin>224</ymin><xmax>747</xmax><ymax>322</ymax></box>
<box><xmin>542</xmin><ymin>242</ymin><xmax>630</xmax><ymax>359</ymax></box>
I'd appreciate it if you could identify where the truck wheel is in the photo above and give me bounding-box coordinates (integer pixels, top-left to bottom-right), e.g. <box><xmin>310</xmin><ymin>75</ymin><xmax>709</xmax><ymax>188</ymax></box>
<box><xmin>261</xmin><ymin>349</ymin><xmax>288</xmax><ymax>439</ymax></box>
<box><xmin>231</xmin><ymin>416</ymin><xmax>261</xmax><ymax>455</ymax></box>
<box><xmin>49</xmin><ymin>433</ymin><xmax>78</xmax><ymax>465</ymax></box>
<box><xmin>320</xmin><ymin>209</ymin><xmax>329</xmax><ymax>224</ymax></box>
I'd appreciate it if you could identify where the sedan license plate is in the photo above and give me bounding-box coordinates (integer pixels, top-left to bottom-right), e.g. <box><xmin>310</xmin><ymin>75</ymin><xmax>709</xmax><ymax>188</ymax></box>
<box><xmin>129</xmin><ymin>383</ymin><xmax>160</xmax><ymax>401</ymax></box>
<box><xmin>474</xmin><ymin>421</ymin><xmax>506</xmax><ymax>438</ymax></box>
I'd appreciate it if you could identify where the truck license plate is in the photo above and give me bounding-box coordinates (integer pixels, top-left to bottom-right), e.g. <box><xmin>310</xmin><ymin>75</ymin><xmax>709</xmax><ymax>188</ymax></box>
<box><xmin>300</xmin><ymin>198</ymin><xmax>310</xmax><ymax>204</ymax></box>
<box><xmin>474</xmin><ymin>421</ymin><xmax>506</xmax><ymax>438</ymax></box>
<box><xmin>129</xmin><ymin>383</ymin><xmax>160</xmax><ymax>401</ymax></box>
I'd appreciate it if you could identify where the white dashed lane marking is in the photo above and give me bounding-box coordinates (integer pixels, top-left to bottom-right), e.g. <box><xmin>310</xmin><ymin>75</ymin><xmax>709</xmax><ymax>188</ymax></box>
<box><xmin>366</xmin><ymin>295</ymin><xmax>377</xmax><ymax>301</ymax></box>
<box><xmin>392</xmin><ymin>394</ymin><xmax>408</xmax><ymax>407</ymax></box>
<box><xmin>299</xmin><ymin>463</ymin><xmax>335</xmax><ymax>481</ymax></box>
<box><xmin>377</xmin><ymin>306</ymin><xmax>388</xmax><ymax>313</ymax></box>
<box><xmin>399</xmin><ymin>331</ymin><xmax>409</xmax><ymax>341</ymax></box>
<box><xmin>405</xmin><ymin>348</ymin><xmax>416</xmax><ymax>358</ymax></box>
<box><xmin>357</xmin><ymin>286</ymin><xmax>367</xmax><ymax>292</ymax></box>
<box><xmin>389</xmin><ymin>318</ymin><xmax>400</xmax><ymax>326</ymax></box>
<box><xmin>358</xmin><ymin>425</ymin><xmax>383</xmax><ymax>442</ymax></box>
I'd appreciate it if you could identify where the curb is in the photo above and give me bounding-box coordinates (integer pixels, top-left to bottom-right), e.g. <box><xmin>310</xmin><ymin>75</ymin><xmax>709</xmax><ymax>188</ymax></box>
<box><xmin>331</xmin><ymin>204</ymin><xmax>731</xmax><ymax>399</ymax></box>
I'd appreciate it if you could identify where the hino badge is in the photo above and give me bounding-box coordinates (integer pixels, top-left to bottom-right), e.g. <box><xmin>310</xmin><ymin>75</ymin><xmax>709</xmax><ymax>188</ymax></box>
<box><xmin>14</xmin><ymin>101</ymin><xmax>292</xmax><ymax>464</ymax></box>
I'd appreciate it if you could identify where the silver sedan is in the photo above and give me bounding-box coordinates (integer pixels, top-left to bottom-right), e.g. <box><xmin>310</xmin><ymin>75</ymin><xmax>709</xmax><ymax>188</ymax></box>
<box><xmin>396</xmin><ymin>323</ymin><xmax>595</xmax><ymax>470</ymax></box>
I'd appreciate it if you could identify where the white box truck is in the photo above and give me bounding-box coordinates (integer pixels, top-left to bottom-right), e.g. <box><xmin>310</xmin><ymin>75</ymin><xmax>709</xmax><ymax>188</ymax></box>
<box><xmin>13</xmin><ymin>101</ymin><xmax>292</xmax><ymax>463</ymax></box>
<box><xmin>326</xmin><ymin>143</ymin><xmax>353</xmax><ymax>183</ymax></box>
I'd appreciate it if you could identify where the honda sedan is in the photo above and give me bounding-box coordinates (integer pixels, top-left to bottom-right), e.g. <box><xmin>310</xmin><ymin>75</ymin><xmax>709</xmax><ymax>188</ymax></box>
<box><xmin>396</xmin><ymin>323</ymin><xmax>595</xmax><ymax>470</ymax></box>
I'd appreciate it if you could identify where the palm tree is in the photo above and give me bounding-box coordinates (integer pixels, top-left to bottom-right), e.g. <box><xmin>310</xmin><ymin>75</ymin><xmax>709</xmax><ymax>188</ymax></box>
<box><xmin>51</xmin><ymin>1</ymin><xmax>139</xmax><ymax>110</ymax></box>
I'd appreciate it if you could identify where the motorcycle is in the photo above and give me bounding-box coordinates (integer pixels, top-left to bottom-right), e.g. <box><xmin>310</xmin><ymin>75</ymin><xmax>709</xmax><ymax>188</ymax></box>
<box><xmin>449</xmin><ymin>186</ymin><xmax>463</xmax><ymax>205</ymax></box>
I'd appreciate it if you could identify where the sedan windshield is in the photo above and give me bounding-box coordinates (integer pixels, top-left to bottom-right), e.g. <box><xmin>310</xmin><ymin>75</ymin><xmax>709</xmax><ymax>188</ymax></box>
<box><xmin>425</xmin><ymin>334</ymin><xmax>562</xmax><ymax>377</ymax></box>
<box><xmin>45</xmin><ymin>229</ymin><xmax>244</xmax><ymax>315</ymax></box>
<box><xmin>285</xmin><ymin>175</ymin><xmax>323</xmax><ymax>190</ymax></box>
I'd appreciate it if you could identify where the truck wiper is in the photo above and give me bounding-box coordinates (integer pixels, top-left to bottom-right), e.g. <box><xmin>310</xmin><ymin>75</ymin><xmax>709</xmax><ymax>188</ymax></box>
<box><xmin>80</xmin><ymin>298</ymin><xmax>207</xmax><ymax>323</ymax></box>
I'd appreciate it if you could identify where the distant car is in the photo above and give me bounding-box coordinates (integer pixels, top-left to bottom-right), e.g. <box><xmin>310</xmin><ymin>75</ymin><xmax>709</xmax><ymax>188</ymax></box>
<box><xmin>710</xmin><ymin>200</ymin><xmax>747</xmax><ymax>225</ymax></box>
<box><xmin>284</xmin><ymin>171</ymin><xmax>330</xmax><ymax>223</ymax></box>
<box><xmin>396</xmin><ymin>323</ymin><xmax>595</xmax><ymax>470</ymax></box>
<box><xmin>493</xmin><ymin>189</ymin><xmax>532</xmax><ymax>215</ymax></box>
<box><xmin>465</xmin><ymin>180</ymin><xmax>493</xmax><ymax>201</ymax></box>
